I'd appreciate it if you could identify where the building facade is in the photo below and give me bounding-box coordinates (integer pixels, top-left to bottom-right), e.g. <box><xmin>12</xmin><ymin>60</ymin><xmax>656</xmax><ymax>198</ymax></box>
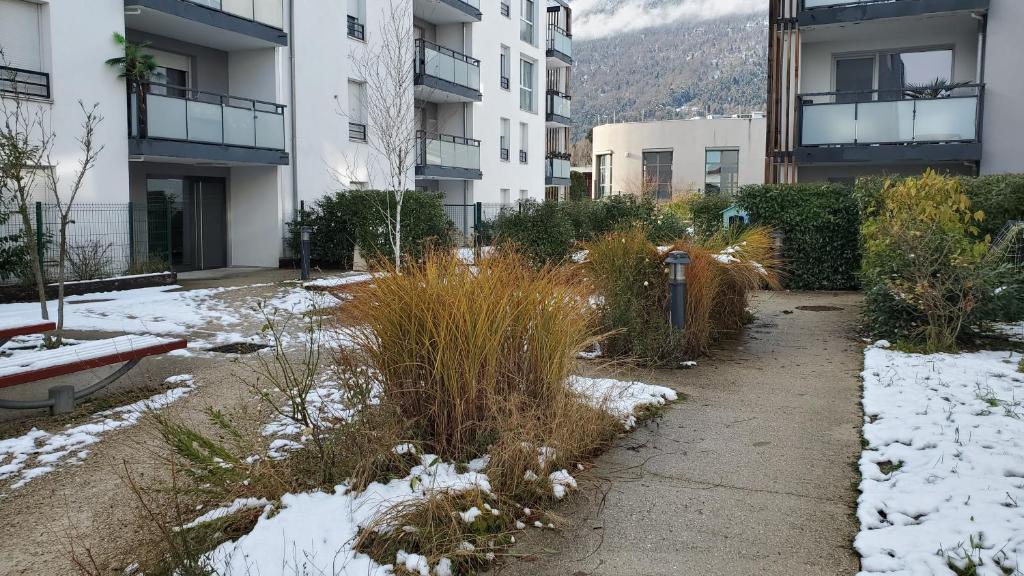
<box><xmin>0</xmin><ymin>0</ymin><xmax>567</xmax><ymax>271</ymax></box>
<box><xmin>766</xmin><ymin>0</ymin><xmax>1024</xmax><ymax>184</ymax></box>
<box><xmin>591</xmin><ymin>116</ymin><xmax>767</xmax><ymax>199</ymax></box>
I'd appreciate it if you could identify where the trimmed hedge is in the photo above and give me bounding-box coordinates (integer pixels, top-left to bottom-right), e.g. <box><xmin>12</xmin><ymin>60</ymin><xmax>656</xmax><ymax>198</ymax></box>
<box><xmin>288</xmin><ymin>190</ymin><xmax>452</xmax><ymax>269</ymax></box>
<box><xmin>737</xmin><ymin>183</ymin><xmax>861</xmax><ymax>291</ymax></box>
<box><xmin>688</xmin><ymin>195</ymin><xmax>732</xmax><ymax>240</ymax></box>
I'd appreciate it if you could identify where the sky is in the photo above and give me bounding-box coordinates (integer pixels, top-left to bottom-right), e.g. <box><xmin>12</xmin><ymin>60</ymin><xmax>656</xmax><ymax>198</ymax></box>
<box><xmin>571</xmin><ymin>0</ymin><xmax>767</xmax><ymax>40</ymax></box>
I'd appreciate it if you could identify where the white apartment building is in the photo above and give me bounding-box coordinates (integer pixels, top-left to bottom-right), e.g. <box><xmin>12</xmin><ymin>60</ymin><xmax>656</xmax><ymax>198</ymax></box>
<box><xmin>591</xmin><ymin>116</ymin><xmax>767</xmax><ymax>199</ymax></box>
<box><xmin>767</xmin><ymin>0</ymin><xmax>1024</xmax><ymax>184</ymax></box>
<box><xmin>0</xmin><ymin>0</ymin><xmax>568</xmax><ymax>272</ymax></box>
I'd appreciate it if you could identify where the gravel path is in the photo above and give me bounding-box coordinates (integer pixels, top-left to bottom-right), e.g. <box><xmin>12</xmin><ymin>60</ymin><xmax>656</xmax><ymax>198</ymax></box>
<box><xmin>497</xmin><ymin>291</ymin><xmax>865</xmax><ymax>576</ymax></box>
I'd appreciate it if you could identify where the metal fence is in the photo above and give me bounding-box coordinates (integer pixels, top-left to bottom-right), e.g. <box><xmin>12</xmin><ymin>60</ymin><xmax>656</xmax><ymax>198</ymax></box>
<box><xmin>0</xmin><ymin>202</ymin><xmax>171</xmax><ymax>286</ymax></box>
<box><xmin>444</xmin><ymin>202</ymin><xmax>521</xmax><ymax>247</ymax></box>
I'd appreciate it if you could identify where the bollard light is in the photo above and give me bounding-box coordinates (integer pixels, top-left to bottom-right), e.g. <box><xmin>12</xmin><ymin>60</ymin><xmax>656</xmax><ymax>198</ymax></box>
<box><xmin>300</xmin><ymin>226</ymin><xmax>312</xmax><ymax>281</ymax></box>
<box><xmin>665</xmin><ymin>251</ymin><xmax>690</xmax><ymax>331</ymax></box>
<box><xmin>771</xmin><ymin>230</ymin><xmax>785</xmax><ymax>257</ymax></box>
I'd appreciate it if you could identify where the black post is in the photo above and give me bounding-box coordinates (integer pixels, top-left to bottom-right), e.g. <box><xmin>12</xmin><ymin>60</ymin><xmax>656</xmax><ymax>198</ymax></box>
<box><xmin>666</xmin><ymin>251</ymin><xmax>690</xmax><ymax>331</ymax></box>
<box><xmin>300</xmin><ymin>226</ymin><xmax>311</xmax><ymax>281</ymax></box>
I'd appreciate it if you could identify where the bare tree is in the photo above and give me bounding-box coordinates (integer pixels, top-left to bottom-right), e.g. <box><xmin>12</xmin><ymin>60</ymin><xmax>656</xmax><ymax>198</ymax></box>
<box><xmin>0</xmin><ymin>56</ymin><xmax>54</xmax><ymax>319</ymax></box>
<box><xmin>44</xmin><ymin>102</ymin><xmax>104</xmax><ymax>346</ymax></box>
<box><xmin>346</xmin><ymin>0</ymin><xmax>416</xmax><ymax>270</ymax></box>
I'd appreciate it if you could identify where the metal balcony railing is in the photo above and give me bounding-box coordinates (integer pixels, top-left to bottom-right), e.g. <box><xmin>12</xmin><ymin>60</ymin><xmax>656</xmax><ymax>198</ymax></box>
<box><xmin>500</xmin><ymin>1</ymin><xmax>510</xmax><ymax>17</ymax></box>
<box><xmin>798</xmin><ymin>85</ymin><xmax>983</xmax><ymax>147</ymax></box>
<box><xmin>546</xmin><ymin>90</ymin><xmax>571</xmax><ymax>120</ymax></box>
<box><xmin>802</xmin><ymin>0</ymin><xmax>898</xmax><ymax>8</ymax></box>
<box><xmin>349</xmin><ymin>122</ymin><xmax>367</xmax><ymax>142</ymax></box>
<box><xmin>416</xmin><ymin>131</ymin><xmax>481</xmax><ymax>171</ymax></box>
<box><xmin>185</xmin><ymin>0</ymin><xmax>284</xmax><ymax>29</ymax></box>
<box><xmin>501</xmin><ymin>76</ymin><xmax>510</xmax><ymax>90</ymax></box>
<box><xmin>546</xmin><ymin>24</ymin><xmax>572</xmax><ymax>59</ymax></box>
<box><xmin>347</xmin><ymin>15</ymin><xmax>365</xmax><ymax>41</ymax></box>
<box><xmin>0</xmin><ymin>65</ymin><xmax>50</xmax><ymax>99</ymax></box>
<box><xmin>501</xmin><ymin>147</ymin><xmax>510</xmax><ymax>161</ymax></box>
<box><xmin>414</xmin><ymin>39</ymin><xmax>481</xmax><ymax>92</ymax></box>
<box><xmin>519</xmin><ymin>150</ymin><xmax>528</xmax><ymax>164</ymax></box>
<box><xmin>130</xmin><ymin>82</ymin><xmax>286</xmax><ymax>151</ymax></box>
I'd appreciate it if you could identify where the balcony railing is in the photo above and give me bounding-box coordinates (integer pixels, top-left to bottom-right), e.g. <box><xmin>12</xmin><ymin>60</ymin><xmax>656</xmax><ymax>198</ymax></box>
<box><xmin>349</xmin><ymin>122</ymin><xmax>367</xmax><ymax>143</ymax></box>
<box><xmin>500</xmin><ymin>1</ymin><xmax>510</xmax><ymax>17</ymax></box>
<box><xmin>501</xmin><ymin>147</ymin><xmax>510</xmax><ymax>161</ymax></box>
<box><xmin>546</xmin><ymin>25</ymin><xmax>572</xmax><ymax>60</ymax></box>
<box><xmin>414</xmin><ymin>39</ymin><xmax>480</xmax><ymax>92</ymax></box>
<box><xmin>0</xmin><ymin>65</ymin><xmax>50</xmax><ymax>99</ymax></box>
<box><xmin>799</xmin><ymin>85</ymin><xmax>983</xmax><ymax>147</ymax></box>
<box><xmin>185</xmin><ymin>0</ymin><xmax>284</xmax><ymax>29</ymax></box>
<box><xmin>416</xmin><ymin>131</ymin><xmax>481</xmax><ymax>171</ymax></box>
<box><xmin>130</xmin><ymin>82</ymin><xmax>286</xmax><ymax>151</ymax></box>
<box><xmin>546</xmin><ymin>91</ymin><xmax>571</xmax><ymax>120</ymax></box>
<box><xmin>347</xmin><ymin>16</ymin><xmax>365</xmax><ymax>41</ymax></box>
<box><xmin>501</xmin><ymin>76</ymin><xmax>510</xmax><ymax>90</ymax></box>
<box><xmin>519</xmin><ymin>150</ymin><xmax>528</xmax><ymax>164</ymax></box>
<box><xmin>546</xmin><ymin>158</ymin><xmax>571</xmax><ymax>181</ymax></box>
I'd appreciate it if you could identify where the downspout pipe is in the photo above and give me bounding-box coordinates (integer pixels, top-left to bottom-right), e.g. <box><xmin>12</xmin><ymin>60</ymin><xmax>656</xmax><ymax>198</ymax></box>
<box><xmin>289</xmin><ymin>0</ymin><xmax>299</xmax><ymax>227</ymax></box>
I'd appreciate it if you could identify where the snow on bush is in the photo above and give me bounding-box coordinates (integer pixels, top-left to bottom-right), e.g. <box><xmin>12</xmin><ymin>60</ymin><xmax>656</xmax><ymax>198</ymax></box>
<box><xmin>858</xmin><ymin>344</ymin><xmax>1024</xmax><ymax>575</ymax></box>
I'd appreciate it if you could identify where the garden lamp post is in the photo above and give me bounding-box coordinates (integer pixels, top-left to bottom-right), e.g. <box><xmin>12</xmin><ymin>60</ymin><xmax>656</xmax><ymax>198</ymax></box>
<box><xmin>666</xmin><ymin>251</ymin><xmax>690</xmax><ymax>330</ymax></box>
<box><xmin>300</xmin><ymin>226</ymin><xmax>311</xmax><ymax>281</ymax></box>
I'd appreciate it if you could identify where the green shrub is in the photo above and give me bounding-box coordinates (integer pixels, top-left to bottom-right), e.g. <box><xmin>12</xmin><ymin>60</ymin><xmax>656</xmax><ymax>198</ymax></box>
<box><xmin>349</xmin><ymin>190</ymin><xmax>454</xmax><ymax>265</ymax></box>
<box><xmin>688</xmin><ymin>195</ymin><xmax>732</xmax><ymax>240</ymax></box>
<box><xmin>493</xmin><ymin>200</ymin><xmax>575</xmax><ymax>267</ymax></box>
<box><xmin>287</xmin><ymin>193</ymin><xmax>357</xmax><ymax>269</ymax></box>
<box><xmin>958</xmin><ymin>174</ymin><xmax>1024</xmax><ymax>239</ymax></box>
<box><xmin>737</xmin><ymin>183</ymin><xmax>860</xmax><ymax>290</ymax></box>
<box><xmin>860</xmin><ymin>170</ymin><xmax>1012</xmax><ymax>351</ymax></box>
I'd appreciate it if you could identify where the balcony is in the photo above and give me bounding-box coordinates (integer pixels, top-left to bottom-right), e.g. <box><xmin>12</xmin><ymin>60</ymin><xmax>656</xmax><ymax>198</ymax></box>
<box><xmin>798</xmin><ymin>0</ymin><xmax>989</xmax><ymax>28</ymax></box>
<box><xmin>124</xmin><ymin>0</ymin><xmax>287</xmax><ymax>50</ymax></box>
<box><xmin>414</xmin><ymin>39</ymin><xmax>482</xmax><ymax>104</ymax></box>
<box><xmin>546</xmin><ymin>91</ymin><xmax>571</xmax><ymax>127</ymax></box>
<box><xmin>546</xmin><ymin>156</ymin><xmax>571</xmax><ymax>186</ymax></box>
<box><xmin>0</xmin><ymin>65</ymin><xmax>50</xmax><ymax>99</ymax></box>
<box><xmin>129</xmin><ymin>83</ymin><xmax>289</xmax><ymax>165</ymax></box>
<box><xmin>796</xmin><ymin>85</ymin><xmax>983</xmax><ymax>165</ymax></box>
<box><xmin>412</xmin><ymin>0</ymin><xmax>481</xmax><ymax>24</ymax></box>
<box><xmin>546</xmin><ymin>25</ymin><xmax>572</xmax><ymax>67</ymax></box>
<box><xmin>415</xmin><ymin>132</ymin><xmax>482</xmax><ymax>180</ymax></box>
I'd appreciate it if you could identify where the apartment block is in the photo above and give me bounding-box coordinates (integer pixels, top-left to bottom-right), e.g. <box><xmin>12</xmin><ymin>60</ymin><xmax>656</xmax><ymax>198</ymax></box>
<box><xmin>591</xmin><ymin>116</ymin><xmax>767</xmax><ymax>199</ymax></box>
<box><xmin>0</xmin><ymin>0</ymin><xmax>567</xmax><ymax>272</ymax></box>
<box><xmin>767</xmin><ymin>0</ymin><xmax>1024</xmax><ymax>184</ymax></box>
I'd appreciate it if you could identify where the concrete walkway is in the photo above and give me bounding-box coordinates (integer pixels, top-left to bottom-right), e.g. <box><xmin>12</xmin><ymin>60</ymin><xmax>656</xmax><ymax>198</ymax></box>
<box><xmin>499</xmin><ymin>291</ymin><xmax>864</xmax><ymax>576</ymax></box>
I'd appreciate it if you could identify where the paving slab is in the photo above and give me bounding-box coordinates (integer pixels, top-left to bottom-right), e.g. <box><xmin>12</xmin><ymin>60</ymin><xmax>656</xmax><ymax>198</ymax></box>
<box><xmin>498</xmin><ymin>291</ymin><xmax>864</xmax><ymax>576</ymax></box>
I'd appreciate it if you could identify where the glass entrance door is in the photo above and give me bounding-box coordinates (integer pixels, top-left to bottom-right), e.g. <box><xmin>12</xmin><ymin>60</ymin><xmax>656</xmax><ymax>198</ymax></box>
<box><xmin>146</xmin><ymin>177</ymin><xmax>226</xmax><ymax>271</ymax></box>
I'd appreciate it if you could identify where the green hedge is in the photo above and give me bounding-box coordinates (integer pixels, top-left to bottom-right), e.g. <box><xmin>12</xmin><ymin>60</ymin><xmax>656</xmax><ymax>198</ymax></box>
<box><xmin>737</xmin><ymin>183</ymin><xmax>861</xmax><ymax>290</ymax></box>
<box><xmin>288</xmin><ymin>190</ymin><xmax>452</xmax><ymax>269</ymax></box>
<box><xmin>492</xmin><ymin>196</ymin><xmax>690</xmax><ymax>267</ymax></box>
<box><xmin>688</xmin><ymin>195</ymin><xmax>732</xmax><ymax>240</ymax></box>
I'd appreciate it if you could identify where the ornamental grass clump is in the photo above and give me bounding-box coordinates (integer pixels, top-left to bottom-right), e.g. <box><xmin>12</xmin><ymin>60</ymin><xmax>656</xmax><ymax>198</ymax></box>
<box><xmin>586</xmin><ymin>226</ymin><xmax>780</xmax><ymax>364</ymax></box>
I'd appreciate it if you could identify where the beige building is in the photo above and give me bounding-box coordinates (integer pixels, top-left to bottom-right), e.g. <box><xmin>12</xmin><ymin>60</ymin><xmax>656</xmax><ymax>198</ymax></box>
<box><xmin>590</xmin><ymin>116</ymin><xmax>767</xmax><ymax>199</ymax></box>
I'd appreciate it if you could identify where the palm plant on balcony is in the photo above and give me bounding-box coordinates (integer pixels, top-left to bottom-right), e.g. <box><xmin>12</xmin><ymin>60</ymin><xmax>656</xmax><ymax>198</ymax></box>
<box><xmin>904</xmin><ymin>78</ymin><xmax>971</xmax><ymax>100</ymax></box>
<box><xmin>106</xmin><ymin>33</ymin><xmax>157</xmax><ymax>138</ymax></box>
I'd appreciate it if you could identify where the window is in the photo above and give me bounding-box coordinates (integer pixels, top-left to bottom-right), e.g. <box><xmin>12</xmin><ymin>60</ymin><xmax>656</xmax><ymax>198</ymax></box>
<box><xmin>501</xmin><ymin>189</ymin><xmax>511</xmax><ymax>204</ymax></box>
<box><xmin>704</xmin><ymin>149</ymin><xmax>739</xmax><ymax>195</ymax></box>
<box><xmin>596</xmin><ymin>154</ymin><xmax>612</xmax><ymax>199</ymax></box>
<box><xmin>880</xmin><ymin>48</ymin><xmax>954</xmax><ymax>99</ymax></box>
<box><xmin>642</xmin><ymin>151</ymin><xmax>673</xmax><ymax>200</ymax></box>
<box><xmin>500</xmin><ymin>118</ymin><xmax>510</xmax><ymax>161</ymax></box>
<box><xmin>520</xmin><ymin>0</ymin><xmax>535</xmax><ymax>44</ymax></box>
<box><xmin>146</xmin><ymin>49</ymin><xmax>190</xmax><ymax>98</ymax></box>
<box><xmin>500</xmin><ymin>45</ymin><xmax>510</xmax><ymax>90</ymax></box>
<box><xmin>0</xmin><ymin>0</ymin><xmax>43</xmax><ymax>72</ymax></box>
<box><xmin>519</xmin><ymin>58</ymin><xmax>534</xmax><ymax>112</ymax></box>
<box><xmin>519</xmin><ymin>189</ymin><xmax>528</xmax><ymax>201</ymax></box>
<box><xmin>519</xmin><ymin>122</ymin><xmax>528</xmax><ymax>163</ymax></box>
<box><xmin>348</xmin><ymin>80</ymin><xmax>367</xmax><ymax>142</ymax></box>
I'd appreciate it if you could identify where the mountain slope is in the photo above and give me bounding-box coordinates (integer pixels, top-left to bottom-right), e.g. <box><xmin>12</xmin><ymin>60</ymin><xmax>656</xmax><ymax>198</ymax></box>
<box><xmin>571</xmin><ymin>13</ymin><xmax>767</xmax><ymax>141</ymax></box>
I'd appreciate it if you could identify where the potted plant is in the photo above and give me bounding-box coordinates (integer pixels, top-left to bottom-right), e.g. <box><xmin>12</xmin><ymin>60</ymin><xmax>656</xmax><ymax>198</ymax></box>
<box><xmin>904</xmin><ymin>77</ymin><xmax>970</xmax><ymax>100</ymax></box>
<box><xmin>106</xmin><ymin>33</ymin><xmax>157</xmax><ymax>138</ymax></box>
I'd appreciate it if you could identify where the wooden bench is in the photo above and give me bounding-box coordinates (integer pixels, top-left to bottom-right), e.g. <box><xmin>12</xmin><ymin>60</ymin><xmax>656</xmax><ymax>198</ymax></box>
<box><xmin>0</xmin><ymin>319</ymin><xmax>56</xmax><ymax>348</ymax></box>
<box><xmin>0</xmin><ymin>335</ymin><xmax>187</xmax><ymax>414</ymax></box>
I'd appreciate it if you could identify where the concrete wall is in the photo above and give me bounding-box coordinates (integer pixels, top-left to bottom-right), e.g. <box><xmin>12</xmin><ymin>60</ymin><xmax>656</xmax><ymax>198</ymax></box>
<box><xmin>591</xmin><ymin>117</ymin><xmax>767</xmax><ymax>197</ymax></box>
<box><xmin>980</xmin><ymin>0</ymin><xmax>1024</xmax><ymax>175</ymax></box>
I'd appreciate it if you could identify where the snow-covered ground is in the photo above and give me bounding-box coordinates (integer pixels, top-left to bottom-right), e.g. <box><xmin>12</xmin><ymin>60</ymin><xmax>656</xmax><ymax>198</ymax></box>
<box><xmin>0</xmin><ymin>374</ymin><xmax>195</xmax><ymax>491</ymax></box>
<box><xmin>994</xmin><ymin>322</ymin><xmax>1024</xmax><ymax>343</ymax></box>
<box><xmin>196</xmin><ymin>376</ymin><xmax>676</xmax><ymax>576</ymax></box>
<box><xmin>858</xmin><ymin>342</ymin><xmax>1024</xmax><ymax>576</ymax></box>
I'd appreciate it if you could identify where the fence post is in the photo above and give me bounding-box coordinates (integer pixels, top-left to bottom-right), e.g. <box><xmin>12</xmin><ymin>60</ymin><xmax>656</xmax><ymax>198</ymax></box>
<box><xmin>34</xmin><ymin>202</ymin><xmax>44</xmax><ymax>269</ymax></box>
<box><xmin>473</xmin><ymin>202</ymin><xmax>483</xmax><ymax>259</ymax></box>
<box><xmin>164</xmin><ymin>200</ymin><xmax>173</xmax><ymax>266</ymax></box>
<box><xmin>127</xmin><ymin>201</ymin><xmax>135</xmax><ymax>269</ymax></box>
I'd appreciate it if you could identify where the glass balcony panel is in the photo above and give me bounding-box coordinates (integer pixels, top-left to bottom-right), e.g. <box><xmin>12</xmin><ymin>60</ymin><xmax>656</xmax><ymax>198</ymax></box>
<box><xmin>147</xmin><ymin>95</ymin><xmax>188</xmax><ymax>140</ymax></box>
<box><xmin>426</xmin><ymin>139</ymin><xmax>442</xmax><ymax>166</ymax></box>
<box><xmin>253</xmin><ymin>0</ymin><xmax>283</xmax><ymax>28</ymax></box>
<box><xmin>221</xmin><ymin>0</ymin><xmax>253</xmax><ymax>20</ymax></box>
<box><xmin>454</xmin><ymin>58</ymin><xmax>468</xmax><ymax>88</ymax></box>
<box><xmin>189</xmin><ymin>0</ymin><xmax>221</xmax><ymax>9</ymax></box>
<box><xmin>855</xmin><ymin>100</ymin><xmax>914</xmax><ymax>144</ymax></box>
<box><xmin>255</xmin><ymin>109</ymin><xmax>284</xmax><ymax>149</ymax></box>
<box><xmin>801</xmin><ymin>103</ymin><xmax>856</xmax><ymax>145</ymax></box>
<box><xmin>915</xmin><ymin>98</ymin><xmax>977</xmax><ymax>142</ymax></box>
<box><xmin>223</xmin><ymin>106</ymin><xmax>255</xmax><ymax>147</ymax></box>
<box><xmin>460</xmin><ymin>0</ymin><xmax>480</xmax><ymax>8</ymax></box>
<box><xmin>468</xmin><ymin>65</ymin><xmax>479</xmax><ymax>92</ymax></box>
<box><xmin>186</xmin><ymin>100</ymin><xmax>223</xmax><ymax>143</ymax></box>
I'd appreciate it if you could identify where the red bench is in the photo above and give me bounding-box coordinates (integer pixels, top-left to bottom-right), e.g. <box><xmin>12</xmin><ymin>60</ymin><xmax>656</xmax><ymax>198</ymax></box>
<box><xmin>0</xmin><ymin>333</ymin><xmax>187</xmax><ymax>414</ymax></box>
<box><xmin>0</xmin><ymin>319</ymin><xmax>56</xmax><ymax>347</ymax></box>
